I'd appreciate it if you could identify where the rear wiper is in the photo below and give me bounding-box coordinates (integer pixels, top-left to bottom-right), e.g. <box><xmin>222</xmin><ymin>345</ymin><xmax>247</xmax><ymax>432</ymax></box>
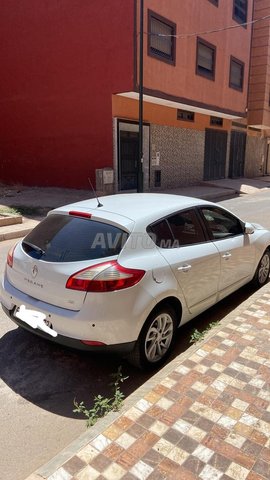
<box><xmin>22</xmin><ymin>241</ymin><xmax>45</xmax><ymax>256</ymax></box>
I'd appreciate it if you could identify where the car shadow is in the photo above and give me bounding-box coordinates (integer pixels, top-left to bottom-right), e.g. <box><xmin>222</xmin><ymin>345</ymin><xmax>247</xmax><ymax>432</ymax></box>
<box><xmin>0</xmin><ymin>282</ymin><xmax>257</xmax><ymax>419</ymax></box>
<box><xmin>0</xmin><ymin>324</ymin><xmax>150</xmax><ymax>418</ymax></box>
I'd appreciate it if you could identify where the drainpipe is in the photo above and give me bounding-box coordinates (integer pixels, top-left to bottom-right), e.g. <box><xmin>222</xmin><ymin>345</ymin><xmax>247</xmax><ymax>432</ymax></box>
<box><xmin>137</xmin><ymin>0</ymin><xmax>144</xmax><ymax>192</ymax></box>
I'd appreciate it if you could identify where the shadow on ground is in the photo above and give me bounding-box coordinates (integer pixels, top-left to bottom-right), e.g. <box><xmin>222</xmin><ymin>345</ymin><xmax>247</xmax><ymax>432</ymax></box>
<box><xmin>0</xmin><ymin>282</ymin><xmax>256</xmax><ymax>420</ymax></box>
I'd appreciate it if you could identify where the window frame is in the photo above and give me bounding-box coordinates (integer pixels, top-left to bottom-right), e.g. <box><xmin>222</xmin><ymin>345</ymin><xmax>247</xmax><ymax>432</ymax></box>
<box><xmin>196</xmin><ymin>37</ymin><xmax>216</xmax><ymax>81</ymax></box>
<box><xmin>229</xmin><ymin>56</ymin><xmax>245</xmax><ymax>91</ymax></box>
<box><xmin>233</xmin><ymin>0</ymin><xmax>248</xmax><ymax>25</ymax></box>
<box><xmin>148</xmin><ymin>9</ymin><xmax>176</xmax><ymax>65</ymax></box>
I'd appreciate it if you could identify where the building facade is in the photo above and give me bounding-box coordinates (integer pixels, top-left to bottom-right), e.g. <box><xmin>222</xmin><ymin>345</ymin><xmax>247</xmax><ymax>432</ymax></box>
<box><xmin>247</xmin><ymin>0</ymin><xmax>270</xmax><ymax>177</ymax></box>
<box><xmin>0</xmin><ymin>0</ymin><xmax>269</xmax><ymax>190</ymax></box>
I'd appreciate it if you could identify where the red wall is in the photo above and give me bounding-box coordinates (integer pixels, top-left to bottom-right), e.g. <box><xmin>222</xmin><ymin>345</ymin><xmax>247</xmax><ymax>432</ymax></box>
<box><xmin>0</xmin><ymin>0</ymin><xmax>135</xmax><ymax>188</ymax></box>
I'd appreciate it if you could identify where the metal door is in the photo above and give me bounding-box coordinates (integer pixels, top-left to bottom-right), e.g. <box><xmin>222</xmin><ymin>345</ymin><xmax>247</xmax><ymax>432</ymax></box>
<box><xmin>204</xmin><ymin>129</ymin><xmax>228</xmax><ymax>180</ymax></box>
<box><xmin>119</xmin><ymin>131</ymin><xmax>138</xmax><ymax>190</ymax></box>
<box><xmin>229</xmin><ymin>131</ymin><xmax>246</xmax><ymax>178</ymax></box>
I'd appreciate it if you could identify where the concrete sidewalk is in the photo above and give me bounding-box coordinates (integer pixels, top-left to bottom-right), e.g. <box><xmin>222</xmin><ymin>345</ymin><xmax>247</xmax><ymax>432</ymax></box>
<box><xmin>1</xmin><ymin>176</ymin><xmax>270</xmax><ymax>241</ymax></box>
<box><xmin>26</xmin><ymin>282</ymin><xmax>270</xmax><ymax>480</ymax></box>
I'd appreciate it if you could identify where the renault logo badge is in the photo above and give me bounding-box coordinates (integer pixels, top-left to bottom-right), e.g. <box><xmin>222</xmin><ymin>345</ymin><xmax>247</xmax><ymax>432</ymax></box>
<box><xmin>32</xmin><ymin>265</ymin><xmax>38</xmax><ymax>278</ymax></box>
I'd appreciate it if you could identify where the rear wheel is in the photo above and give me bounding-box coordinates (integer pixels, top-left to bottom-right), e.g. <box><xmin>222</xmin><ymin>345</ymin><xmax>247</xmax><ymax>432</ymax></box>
<box><xmin>252</xmin><ymin>249</ymin><xmax>270</xmax><ymax>288</ymax></box>
<box><xmin>127</xmin><ymin>305</ymin><xmax>177</xmax><ymax>370</ymax></box>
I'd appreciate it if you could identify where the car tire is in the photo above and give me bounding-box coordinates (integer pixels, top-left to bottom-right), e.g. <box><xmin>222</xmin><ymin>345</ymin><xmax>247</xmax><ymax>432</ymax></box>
<box><xmin>127</xmin><ymin>305</ymin><xmax>177</xmax><ymax>370</ymax></box>
<box><xmin>252</xmin><ymin>249</ymin><xmax>270</xmax><ymax>288</ymax></box>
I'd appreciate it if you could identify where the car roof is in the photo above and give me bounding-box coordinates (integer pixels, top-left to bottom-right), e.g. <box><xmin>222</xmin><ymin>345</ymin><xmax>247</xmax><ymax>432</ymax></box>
<box><xmin>55</xmin><ymin>193</ymin><xmax>214</xmax><ymax>228</ymax></box>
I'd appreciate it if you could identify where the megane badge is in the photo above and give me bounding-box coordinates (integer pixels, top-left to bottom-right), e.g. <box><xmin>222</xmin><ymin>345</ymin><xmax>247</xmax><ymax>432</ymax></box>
<box><xmin>32</xmin><ymin>265</ymin><xmax>38</xmax><ymax>278</ymax></box>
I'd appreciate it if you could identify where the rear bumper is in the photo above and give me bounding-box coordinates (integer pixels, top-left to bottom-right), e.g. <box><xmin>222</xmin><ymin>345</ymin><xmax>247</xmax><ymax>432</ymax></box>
<box><xmin>0</xmin><ymin>271</ymin><xmax>157</xmax><ymax>350</ymax></box>
<box><xmin>2</xmin><ymin>304</ymin><xmax>136</xmax><ymax>354</ymax></box>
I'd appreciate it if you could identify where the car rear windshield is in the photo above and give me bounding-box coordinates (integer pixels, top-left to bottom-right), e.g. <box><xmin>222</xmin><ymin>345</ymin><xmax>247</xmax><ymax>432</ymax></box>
<box><xmin>22</xmin><ymin>214</ymin><xmax>128</xmax><ymax>262</ymax></box>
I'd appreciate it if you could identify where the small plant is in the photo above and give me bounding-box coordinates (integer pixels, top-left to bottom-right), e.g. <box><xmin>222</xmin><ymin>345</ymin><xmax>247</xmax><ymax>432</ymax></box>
<box><xmin>190</xmin><ymin>321</ymin><xmax>219</xmax><ymax>344</ymax></box>
<box><xmin>0</xmin><ymin>205</ymin><xmax>45</xmax><ymax>217</ymax></box>
<box><xmin>109</xmin><ymin>367</ymin><xmax>128</xmax><ymax>411</ymax></box>
<box><xmin>10</xmin><ymin>205</ymin><xmax>44</xmax><ymax>216</ymax></box>
<box><xmin>0</xmin><ymin>206</ymin><xmax>20</xmax><ymax>216</ymax></box>
<box><xmin>73</xmin><ymin>366</ymin><xmax>128</xmax><ymax>428</ymax></box>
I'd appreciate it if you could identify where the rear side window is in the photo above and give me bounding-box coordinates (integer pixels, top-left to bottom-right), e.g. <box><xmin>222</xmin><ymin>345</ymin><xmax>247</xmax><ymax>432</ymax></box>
<box><xmin>148</xmin><ymin>219</ymin><xmax>174</xmax><ymax>248</ymax></box>
<box><xmin>22</xmin><ymin>214</ymin><xmax>128</xmax><ymax>262</ymax></box>
<box><xmin>148</xmin><ymin>209</ymin><xmax>206</xmax><ymax>248</ymax></box>
<box><xmin>167</xmin><ymin>210</ymin><xmax>205</xmax><ymax>246</ymax></box>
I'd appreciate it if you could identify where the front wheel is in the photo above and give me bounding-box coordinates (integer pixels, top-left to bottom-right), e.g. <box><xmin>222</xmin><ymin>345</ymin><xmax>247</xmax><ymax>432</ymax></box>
<box><xmin>252</xmin><ymin>249</ymin><xmax>270</xmax><ymax>288</ymax></box>
<box><xmin>127</xmin><ymin>305</ymin><xmax>177</xmax><ymax>370</ymax></box>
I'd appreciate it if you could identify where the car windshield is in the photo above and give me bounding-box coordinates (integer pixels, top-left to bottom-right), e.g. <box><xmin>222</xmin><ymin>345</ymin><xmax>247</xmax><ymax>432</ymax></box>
<box><xmin>22</xmin><ymin>214</ymin><xmax>128</xmax><ymax>262</ymax></box>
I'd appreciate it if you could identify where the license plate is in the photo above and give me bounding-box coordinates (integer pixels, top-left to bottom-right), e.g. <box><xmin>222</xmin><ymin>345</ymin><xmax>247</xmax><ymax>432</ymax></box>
<box><xmin>15</xmin><ymin>305</ymin><xmax>57</xmax><ymax>338</ymax></box>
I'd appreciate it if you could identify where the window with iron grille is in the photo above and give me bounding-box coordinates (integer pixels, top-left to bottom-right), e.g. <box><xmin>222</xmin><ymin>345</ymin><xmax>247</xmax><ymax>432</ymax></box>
<box><xmin>210</xmin><ymin>116</ymin><xmax>223</xmax><ymax>127</ymax></box>
<box><xmin>148</xmin><ymin>10</ymin><xmax>176</xmax><ymax>65</ymax></box>
<box><xmin>229</xmin><ymin>57</ymin><xmax>244</xmax><ymax>91</ymax></box>
<box><xmin>233</xmin><ymin>0</ymin><xmax>248</xmax><ymax>24</ymax></box>
<box><xmin>177</xmin><ymin>109</ymin><xmax>195</xmax><ymax>122</ymax></box>
<box><xmin>196</xmin><ymin>38</ymin><xmax>216</xmax><ymax>80</ymax></box>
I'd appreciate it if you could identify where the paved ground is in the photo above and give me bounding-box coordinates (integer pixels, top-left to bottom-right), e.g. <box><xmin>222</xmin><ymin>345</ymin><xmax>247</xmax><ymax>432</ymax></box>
<box><xmin>27</xmin><ymin>282</ymin><xmax>270</xmax><ymax>480</ymax></box>
<box><xmin>1</xmin><ymin>176</ymin><xmax>270</xmax><ymax>480</ymax></box>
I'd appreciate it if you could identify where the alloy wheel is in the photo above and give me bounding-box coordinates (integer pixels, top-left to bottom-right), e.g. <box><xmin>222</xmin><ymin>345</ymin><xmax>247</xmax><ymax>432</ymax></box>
<box><xmin>258</xmin><ymin>252</ymin><xmax>270</xmax><ymax>285</ymax></box>
<box><xmin>144</xmin><ymin>313</ymin><xmax>174</xmax><ymax>363</ymax></box>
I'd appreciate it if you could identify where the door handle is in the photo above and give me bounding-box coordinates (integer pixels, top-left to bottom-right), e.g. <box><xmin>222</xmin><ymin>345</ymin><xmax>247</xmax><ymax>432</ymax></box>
<box><xmin>222</xmin><ymin>252</ymin><xmax>232</xmax><ymax>259</ymax></box>
<box><xmin>177</xmin><ymin>264</ymin><xmax>192</xmax><ymax>272</ymax></box>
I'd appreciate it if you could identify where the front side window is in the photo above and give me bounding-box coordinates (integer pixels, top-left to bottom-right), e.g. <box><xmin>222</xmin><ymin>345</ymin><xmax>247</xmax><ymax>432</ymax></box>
<box><xmin>200</xmin><ymin>207</ymin><xmax>244</xmax><ymax>239</ymax></box>
<box><xmin>196</xmin><ymin>38</ymin><xmax>216</xmax><ymax>80</ymax></box>
<box><xmin>148</xmin><ymin>10</ymin><xmax>176</xmax><ymax>64</ymax></box>
<box><xmin>233</xmin><ymin>0</ymin><xmax>248</xmax><ymax>24</ymax></box>
<box><xmin>230</xmin><ymin>57</ymin><xmax>244</xmax><ymax>91</ymax></box>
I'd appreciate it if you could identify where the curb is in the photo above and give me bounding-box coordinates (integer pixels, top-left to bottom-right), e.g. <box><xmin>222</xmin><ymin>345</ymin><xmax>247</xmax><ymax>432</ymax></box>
<box><xmin>26</xmin><ymin>281</ymin><xmax>270</xmax><ymax>480</ymax></box>
<box><xmin>0</xmin><ymin>220</ymin><xmax>40</xmax><ymax>242</ymax></box>
<box><xmin>0</xmin><ymin>227</ymin><xmax>35</xmax><ymax>242</ymax></box>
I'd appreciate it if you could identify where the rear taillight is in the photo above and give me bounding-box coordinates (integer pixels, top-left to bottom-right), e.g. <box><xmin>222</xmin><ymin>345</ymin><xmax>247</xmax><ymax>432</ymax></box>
<box><xmin>66</xmin><ymin>260</ymin><xmax>145</xmax><ymax>292</ymax></box>
<box><xmin>7</xmin><ymin>243</ymin><xmax>17</xmax><ymax>268</ymax></box>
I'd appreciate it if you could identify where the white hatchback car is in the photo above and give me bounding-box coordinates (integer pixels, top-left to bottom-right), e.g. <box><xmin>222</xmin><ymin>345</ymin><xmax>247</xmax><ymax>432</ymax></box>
<box><xmin>1</xmin><ymin>193</ymin><xmax>270</xmax><ymax>369</ymax></box>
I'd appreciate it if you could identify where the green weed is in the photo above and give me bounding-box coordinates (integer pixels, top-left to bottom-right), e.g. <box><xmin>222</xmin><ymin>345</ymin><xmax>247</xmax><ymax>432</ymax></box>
<box><xmin>73</xmin><ymin>366</ymin><xmax>128</xmax><ymax>428</ymax></box>
<box><xmin>0</xmin><ymin>206</ymin><xmax>20</xmax><ymax>216</ymax></box>
<box><xmin>190</xmin><ymin>321</ymin><xmax>219</xmax><ymax>344</ymax></box>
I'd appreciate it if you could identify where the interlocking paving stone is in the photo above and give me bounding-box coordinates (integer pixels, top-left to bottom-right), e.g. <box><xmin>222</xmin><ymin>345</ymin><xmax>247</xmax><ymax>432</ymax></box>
<box><xmin>28</xmin><ymin>288</ymin><xmax>270</xmax><ymax>480</ymax></box>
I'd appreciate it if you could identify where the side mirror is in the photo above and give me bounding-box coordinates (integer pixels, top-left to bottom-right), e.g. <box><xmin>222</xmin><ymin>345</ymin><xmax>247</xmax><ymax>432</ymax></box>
<box><xmin>244</xmin><ymin>222</ymin><xmax>254</xmax><ymax>235</ymax></box>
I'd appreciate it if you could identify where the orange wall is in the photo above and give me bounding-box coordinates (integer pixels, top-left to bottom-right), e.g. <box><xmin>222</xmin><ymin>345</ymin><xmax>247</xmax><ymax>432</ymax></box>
<box><xmin>137</xmin><ymin>0</ymin><xmax>252</xmax><ymax>116</ymax></box>
<box><xmin>112</xmin><ymin>95</ymin><xmax>232</xmax><ymax>131</ymax></box>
